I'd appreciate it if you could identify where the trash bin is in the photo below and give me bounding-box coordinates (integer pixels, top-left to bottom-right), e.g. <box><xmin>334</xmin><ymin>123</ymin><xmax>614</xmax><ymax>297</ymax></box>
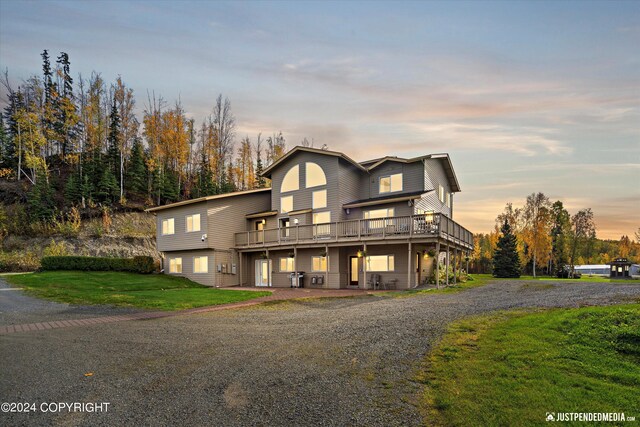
<box><xmin>290</xmin><ymin>272</ymin><xmax>305</xmax><ymax>288</ymax></box>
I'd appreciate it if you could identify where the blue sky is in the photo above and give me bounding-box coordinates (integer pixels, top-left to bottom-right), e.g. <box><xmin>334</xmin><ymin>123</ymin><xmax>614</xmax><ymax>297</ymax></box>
<box><xmin>1</xmin><ymin>0</ymin><xmax>638</xmax><ymax>238</ymax></box>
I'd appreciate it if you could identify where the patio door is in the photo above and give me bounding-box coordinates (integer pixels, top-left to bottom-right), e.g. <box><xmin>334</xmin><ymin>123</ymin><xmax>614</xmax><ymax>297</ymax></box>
<box><xmin>255</xmin><ymin>259</ymin><xmax>272</xmax><ymax>287</ymax></box>
<box><xmin>349</xmin><ymin>256</ymin><xmax>359</xmax><ymax>287</ymax></box>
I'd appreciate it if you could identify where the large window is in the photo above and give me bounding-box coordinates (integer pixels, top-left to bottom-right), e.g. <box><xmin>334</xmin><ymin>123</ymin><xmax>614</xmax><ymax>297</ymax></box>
<box><xmin>438</xmin><ymin>185</ymin><xmax>444</xmax><ymax>203</ymax></box>
<box><xmin>169</xmin><ymin>257</ymin><xmax>182</xmax><ymax>273</ymax></box>
<box><xmin>281</xmin><ymin>195</ymin><xmax>293</xmax><ymax>213</ymax></box>
<box><xmin>186</xmin><ymin>214</ymin><xmax>201</xmax><ymax>232</ymax></box>
<box><xmin>366</xmin><ymin>255</ymin><xmax>394</xmax><ymax>272</ymax></box>
<box><xmin>280</xmin><ymin>257</ymin><xmax>295</xmax><ymax>272</ymax></box>
<box><xmin>364</xmin><ymin>208</ymin><xmax>395</xmax><ymax>226</ymax></box>
<box><xmin>162</xmin><ymin>218</ymin><xmax>175</xmax><ymax>235</ymax></box>
<box><xmin>312</xmin><ymin>256</ymin><xmax>328</xmax><ymax>272</ymax></box>
<box><xmin>313</xmin><ymin>211</ymin><xmax>331</xmax><ymax>236</ymax></box>
<box><xmin>281</xmin><ymin>165</ymin><xmax>299</xmax><ymax>193</ymax></box>
<box><xmin>305</xmin><ymin>162</ymin><xmax>327</xmax><ymax>188</ymax></box>
<box><xmin>194</xmin><ymin>256</ymin><xmax>208</xmax><ymax>273</ymax></box>
<box><xmin>379</xmin><ymin>173</ymin><xmax>403</xmax><ymax>193</ymax></box>
<box><xmin>312</xmin><ymin>190</ymin><xmax>327</xmax><ymax>209</ymax></box>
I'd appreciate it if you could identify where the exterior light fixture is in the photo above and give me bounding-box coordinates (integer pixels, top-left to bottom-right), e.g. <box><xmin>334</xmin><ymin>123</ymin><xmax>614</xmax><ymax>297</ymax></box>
<box><xmin>261</xmin><ymin>219</ymin><xmax>266</xmax><ymax>225</ymax></box>
<box><xmin>357</xmin><ymin>250</ymin><xmax>364</xmax><ymax>258</ymax></box>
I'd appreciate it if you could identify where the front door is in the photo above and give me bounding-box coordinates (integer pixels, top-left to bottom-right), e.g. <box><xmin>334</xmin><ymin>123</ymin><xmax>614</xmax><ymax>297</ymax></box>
<box><xmin>255</xmin><ymin>259</ymin><xmax>272</xmax><ymax>287</ymax></box>
<box><xmin>255</xmin><ymin>221</ymin><xmax>264</xmax><ymax>243</ymax></box>
<box><xmin>416</xmin><ymin>252</ymin><xmax>422</xmax><ymax>285</ymax></box>
<box><xmin>349</xmin><ymin>256</ymin><xmax>359</xmax><ymax>287</ymax></box>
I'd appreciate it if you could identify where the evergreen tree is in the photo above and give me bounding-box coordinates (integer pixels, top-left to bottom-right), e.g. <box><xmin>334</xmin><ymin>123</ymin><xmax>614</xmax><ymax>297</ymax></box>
<box><xmin>106</xmin><ymin>97</ymin><xmax>121</xmax><ymax>190</ymax></box>
<box><xmin>97</xmin><ymin>168</ymin><xmax>119</xmax><ymax>203</ymax></box>
<box><xmin>28</xmin><ymin>171</ymin><xmax>55</xmax><ymax>222</ymax></box>
<box><xmin>161</xmin><ymin>169</ymin><xmax>179</xmax><ymax>203</ymax></box>
<box><xmin>55</xmin><ymin>52</ymin><xmax>79</xmax><ymax>156</ymax></box>
<box><xmin>126</xmin><ymin>137</ymin><xmax>147</xmax><ymax>194</ymax></box>
<box><xmin>493</xmin><ymin>219</ymin><xmax>521</xmax><ymax>278</ymax></box>
<box><xmin>0</xmin><ymin>115</ymin><xmax>16</xmax><ymax>171</ymax></box>
<box><xmin>550</xmin><ymin>201</ymin><xmax>570</xmax><ymax>274</ymax></box>
<box><xmin>64</xmin><ymin>172</ymin><xmax>82</xmax><ymax>205</ymax></box>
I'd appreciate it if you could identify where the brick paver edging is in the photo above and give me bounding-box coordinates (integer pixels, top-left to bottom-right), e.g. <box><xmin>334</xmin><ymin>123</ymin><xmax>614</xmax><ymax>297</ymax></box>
<box><xmin>0</xmin><ymin>288</ymin><xmax>380</xmax><ymax>335</ymax></box>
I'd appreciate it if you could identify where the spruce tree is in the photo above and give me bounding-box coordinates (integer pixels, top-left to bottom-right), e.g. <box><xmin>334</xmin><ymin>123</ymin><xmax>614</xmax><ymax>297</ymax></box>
<box><xmin>64</xmin><ymin>172</ymin><xmax>82</xmax><ymax>205</ymax></box>
<box><xmin>28</xmin><ymin>172</ymin><xmax>55</xmax><ymax>222</ymax></box>
<box><xmin>106</xmin><ymin>98</ymin><xmax>121</xmax><ymax>190</ymax></box>
<box><xmin>0</xmin><ymin>115</ymin><xmax>15</xmax><ymax>171</ymax></box>
<box><xmin>126</xmin><ymin>137</ymin><xmax>147</xmax><ymax>194</ymax></box>
<box><xmin>493</xmin><ymin>219</ymin><xmax>521</xmax><ymax>278</ymax></box>
<box><xmin>97</xmin><ymin>168</ymin><xmax>119</xmax><ymax>203</ymax></box>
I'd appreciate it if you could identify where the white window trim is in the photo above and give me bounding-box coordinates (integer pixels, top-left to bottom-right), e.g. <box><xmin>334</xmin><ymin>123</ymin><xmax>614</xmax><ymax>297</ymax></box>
<box><xmin>185</xmin><ymin>213</ymin><xmax>201</xmax><ymax>233</ymax></box>
<box><xmin>162</xmin><ymin>218</ymin><xmax>175</xmax><ymax>236</ymax></box>
<box><xmin>279</xmin><ymin>257</ymin><xmax>295</xmax><ymax>272</ymax></box>
<box><xmin>193</xmin><ymin>256</ymin><xmax>208</xmax><ymax>273</ymax></box>
<box><xmin>311</xmin><ymin>256</ymin><xmax>329</xmax><ymax>272</ymax></box>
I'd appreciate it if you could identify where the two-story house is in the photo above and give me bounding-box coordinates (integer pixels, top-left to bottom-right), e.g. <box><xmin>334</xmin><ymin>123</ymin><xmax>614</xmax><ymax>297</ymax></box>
<box><xmin>147</xmin><ymin>146</ymin><xmax>473</xmax><ymax>289</ymax></box>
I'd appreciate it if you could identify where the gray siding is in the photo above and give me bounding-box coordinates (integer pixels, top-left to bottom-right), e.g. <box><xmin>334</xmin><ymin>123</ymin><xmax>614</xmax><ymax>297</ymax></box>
<box><xmin>338</xmin><ymin>161</ymin><xmax>365</xmax><ymax>221</ymax></box>
<box><xmin>156</xmin><ymin>203</ymin><xmax>209</xmax><ymax>252</ymax></box>
<box><xmin>420</xmin><ymin>158</ymin><xmax>452</xmax><ymax>217</ymax></box>
<box><xmin>270</xmin><ymin>152</ymin><xmax>341</xmax><ymax>225</ymax></box>
<box><xmin>207</xmin><ymin>191</ymin><xmax>271</xmax><ymax>250</ymax></box>
<box><xmin>164</xmin><ymin>249</ymin><xmax>239</xmax><ymax>287</ymax></box>
<box><xmin>365</xmin><ymin>161</ymin><xmax>424</xmax><ymax>199</ymax></box>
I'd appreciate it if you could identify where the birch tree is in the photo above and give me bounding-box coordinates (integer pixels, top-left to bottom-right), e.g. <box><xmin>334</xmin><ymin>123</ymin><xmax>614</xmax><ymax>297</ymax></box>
<box><xmin>522</xmin><ymin>192</ymin><xmax>552</xmax><ymax>277</ymax></box>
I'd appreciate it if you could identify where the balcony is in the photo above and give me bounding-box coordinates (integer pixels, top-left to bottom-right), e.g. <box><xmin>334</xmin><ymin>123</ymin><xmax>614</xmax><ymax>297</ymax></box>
<box><xmin>234</xmin><ymin>213</ymin><xmax>473</xmax><ymax>249</ymax></box>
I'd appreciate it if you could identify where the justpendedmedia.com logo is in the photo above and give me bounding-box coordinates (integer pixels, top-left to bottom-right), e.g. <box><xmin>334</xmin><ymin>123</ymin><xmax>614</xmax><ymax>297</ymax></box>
<box><xmin>546</xmin><ymin>412</ymin><xmax>636</xmax><ymax>422</ymax></box>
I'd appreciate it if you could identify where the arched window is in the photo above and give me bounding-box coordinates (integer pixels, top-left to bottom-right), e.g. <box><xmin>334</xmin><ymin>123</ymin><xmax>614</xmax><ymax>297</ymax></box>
<box><xmin>281</xmin><ymin>165</ymin><xmax>299</xmax><ymax>192</ymax></box>
<box><xmin>305</xmin><ymin>162</ymin><xmax>326</xmax><ymax>188</ymax></box>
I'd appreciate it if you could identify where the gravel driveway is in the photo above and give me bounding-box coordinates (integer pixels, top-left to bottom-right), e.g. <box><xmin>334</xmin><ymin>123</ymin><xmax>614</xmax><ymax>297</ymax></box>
<box><xmin>0</xmin><ymin>277</ymin><xmax>142</xmax><ymax>326</ymax></box>
<box><xmin>1</xmin><ymin>279</ymin><xmax>639</xmax><ymax>426</ymax></box>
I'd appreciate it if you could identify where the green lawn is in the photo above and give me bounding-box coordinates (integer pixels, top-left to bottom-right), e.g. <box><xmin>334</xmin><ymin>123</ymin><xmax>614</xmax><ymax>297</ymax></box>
<box><xmin>4</xmin><ymin>271</ymin><xmax>271</xmax><ymax>311</ymax></box>
<box><xmin>418</xmin><ymin>304</ymin><xmax>640</xmax><ymax>426</ymax></box>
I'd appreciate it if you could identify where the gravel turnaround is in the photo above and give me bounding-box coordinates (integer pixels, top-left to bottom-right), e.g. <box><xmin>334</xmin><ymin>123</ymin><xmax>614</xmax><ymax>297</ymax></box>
<box><xmin>1</xmin><ymin>280</ymin><xmax>639</xmax><ymax>426</ymax></box>
<box><xmin>0</xmin><ymin>278</ymin><xmax>143</xmax><ymax>326</ymax></box>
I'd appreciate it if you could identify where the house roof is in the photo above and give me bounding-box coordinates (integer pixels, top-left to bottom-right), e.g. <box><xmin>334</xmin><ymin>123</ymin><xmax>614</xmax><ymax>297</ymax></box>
<box><xmin>145</xmin><ymin>188</ymin><xmax>271</xmax><ymax>213</ymax></box>
<box><xmin>343</xmin><ymin>190</ymin><xmax>428</xmax><ymax>209</ymax></box>
<box><xmin>260</xmin><ymin>146</ymin><xmax>367</xmax><ymax>178</ymax></box>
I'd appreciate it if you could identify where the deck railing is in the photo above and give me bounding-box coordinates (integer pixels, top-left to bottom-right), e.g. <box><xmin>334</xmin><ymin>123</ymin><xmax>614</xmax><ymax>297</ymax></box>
<box><xmin>235</xmin><ymin>213</ymin><xmax>473</xmax><ymax>249</ymax></box>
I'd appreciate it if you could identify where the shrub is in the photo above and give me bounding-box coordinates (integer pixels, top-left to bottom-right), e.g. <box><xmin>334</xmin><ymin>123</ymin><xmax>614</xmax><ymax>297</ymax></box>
<box><xmin>43</xmin><ymin>239</ymin><xmax>70</xmax><ymax>257</ymax></box>
<box><xmin>41</xmin><ymin>255</ymin><xmax>157</xmax><ymax>274</ymax></box>
<box><xmin>0</xmin><ymin>250</ymin><xmax>40</xmax><ymax>272</ymax></box>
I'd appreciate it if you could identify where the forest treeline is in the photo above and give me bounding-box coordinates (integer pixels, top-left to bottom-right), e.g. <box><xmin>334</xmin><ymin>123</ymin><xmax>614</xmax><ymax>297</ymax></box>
<box><xmin>471</xmin><ymin>193</ymin><xmax>640</xmax><ymax>275</ymax></box>
<box><xmin>0</xmin><ymin>50</ymin><xmax>299</xmax><ymax>227</ymax></box>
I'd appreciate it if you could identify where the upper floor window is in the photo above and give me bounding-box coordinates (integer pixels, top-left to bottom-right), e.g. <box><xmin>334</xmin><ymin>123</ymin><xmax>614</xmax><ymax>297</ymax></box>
<box><xmin>194</xmin><ymin>256</ymin><xmax>208</xmax><ymax>273</ymax></box>
<box><xmin>305</xmin><ymin>162</ymin><xmax>327</xmax><ymax>188</ymax></box>
<box><xmin>281</xmin><ymin>195</ymin><xmax>293</xmax><ymax>213</ymax></box>
<box><xmin>379</xmin><ymin>173</ymin><xmax>403</xmax><ymax>193</ymax></box>
<box><xmin>438</xmin><ymin>185</ymin><xmax>445</xmax><ymax>203</ymax></box>
<box><xmin>280</xmin><ymin>257</ymin><xmax>295</xmax><ymax>272</ymax></box>
<box><xmin>186</xmin><ymin>214</ymin><xmax>201</xmax><ymax>232</ymax></box>
<box><xmin>313</xmin><ymin>211</ymin><xmax>331</xmax><ymax>224</ymax></box>
<box><xmin>366</xmin><ymin>255</ymin><xmax>395</xmax><ymax>272</ymax></box>
<box><xmin>446</xmin><ymin>193</ymin><xmax>451</xmax><ymax>208</ymax></box>
<box><xmin>312</xmin><ymin>256</ymin><xmax>328</xmax><ymax>272</ymax></box>
<box><xmin>313</xmin><ymin>190</ymin><xmax>327</xmax><ymax>209</ymax></box>
<box><xmin>162</xmin><ymin>218</ymin><xmax>175</xmax><ymax>235</ymax></box>
<box><xmin>169</xmin><ymin>257</ymin><xmax>182</xmax><ymax>273</ymax></box>
<box><xmin>281</xmin><ymin>165</ymin><xmax>299</xmax><ymax>193</ymax></box>
<box><xmin>364</xmin><ymin>207</ymin><xmax>395</xmax><ymax>226</ymax></box>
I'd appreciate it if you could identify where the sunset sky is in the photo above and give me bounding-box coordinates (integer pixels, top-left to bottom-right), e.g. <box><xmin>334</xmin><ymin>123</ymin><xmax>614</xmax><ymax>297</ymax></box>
<box><xmin>1</xmin><ymin>0</ymin><xmax>638</xmax><ymax>239</ymax></box>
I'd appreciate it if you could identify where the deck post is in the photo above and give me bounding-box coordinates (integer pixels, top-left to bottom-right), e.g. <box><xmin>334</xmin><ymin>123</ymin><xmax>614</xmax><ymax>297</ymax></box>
<box><xmin>453</xmin><ymin>247</ymin><xmax>458</xmax><ymax>285</ymax></box>
<box><xmin>436</xmin><ymin>241</ymin><xmax>441</xmax><ymax>290</ymax></box>
<box><xmin>446</xmin><ymin>245</ymin><xmax>450</xmax><ymax>287</ymax></box>
<box><xmin>408</xmin><ymin>241</ymin><xmax>412</xmax><ymax>289</ymax></box>
<box><xmin>238</xmin><ymin>250</ymin><xmax>242</xmax><ymax>286</ymax></box>
<box><xmin>294</xmin><ymin>246</ymin><xmax>298</xmax><ymax>288</ymax></box>
<box><xmin>466</xmin><ymin>251</ymin><xmax>470</xmax><ymax>275</ymax></box>
<box><xmin>363</xmin><ymin>242</ymin><xmax>367</xmax><ymax>289</ymax></box>
<box><xmin>266</xmin><ymin>248</ymin><xmax>270</xmax><ymax>287</ymax></box>
<box><xmin>325</xmin><ymin>244</ymin><xmax>329</xmax><ymax>289</ymax></box>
